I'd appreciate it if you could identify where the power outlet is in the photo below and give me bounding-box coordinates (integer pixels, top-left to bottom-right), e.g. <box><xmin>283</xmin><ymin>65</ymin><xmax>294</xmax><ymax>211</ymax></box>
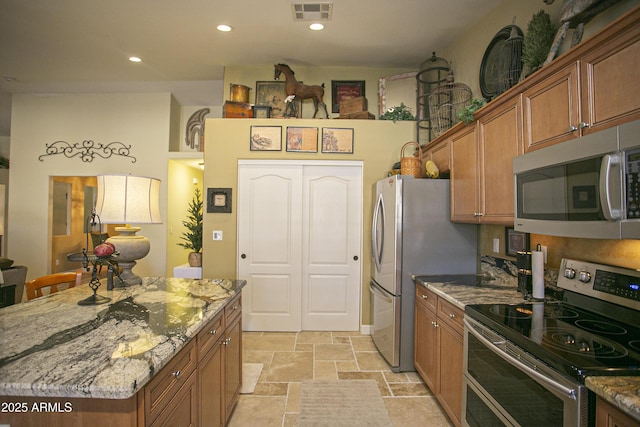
<box><xmin>493</xmin><ymin>238</ymin><xmax>500</xmax><ymax>253</ymax></box>
<box><xmin>212</xmin><ymin>230</ymin><xmax>223</xmax><ymax>241</ymax></box>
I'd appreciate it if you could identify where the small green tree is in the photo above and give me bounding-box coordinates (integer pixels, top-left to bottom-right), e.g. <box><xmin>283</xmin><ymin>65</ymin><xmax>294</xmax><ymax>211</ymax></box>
<box><xmin>178</xmin><ymin>188</ymin><xmax>203</xmax><ymax>253</ymax></box>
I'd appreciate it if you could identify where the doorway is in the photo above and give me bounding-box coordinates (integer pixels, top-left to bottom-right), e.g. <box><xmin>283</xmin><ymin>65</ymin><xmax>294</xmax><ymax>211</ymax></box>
<box><xmin>237</xmin><ymin>160</ymin><xmax>363</xmax><ymax>332</ymax></box>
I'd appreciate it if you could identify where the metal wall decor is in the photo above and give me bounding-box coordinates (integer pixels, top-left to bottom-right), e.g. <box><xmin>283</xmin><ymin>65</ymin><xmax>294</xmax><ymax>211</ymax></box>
<box><xmin>185</xmin><ymin>107</ymin><xmax>210</xmax><ymax>151</ymax></box>
<box><xmin>38</xmin><ymin>140</ymin><xmax>136</xmax><ymax>163</ymax></box>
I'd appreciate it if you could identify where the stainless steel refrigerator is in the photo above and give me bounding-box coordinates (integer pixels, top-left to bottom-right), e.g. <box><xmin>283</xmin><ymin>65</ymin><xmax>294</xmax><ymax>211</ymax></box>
<box><xmin>370</xmin><ymin>175</ymin><xmax>477</xmax><ymax>372</ymax></box>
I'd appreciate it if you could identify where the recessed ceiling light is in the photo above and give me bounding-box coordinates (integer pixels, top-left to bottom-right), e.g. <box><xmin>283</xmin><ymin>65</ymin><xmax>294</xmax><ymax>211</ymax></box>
<box><xmin>129</xmin><ymin>56</ymin><xmax>142</xmax><ymax>63</ymax></box>
<box><xmin>217</xmin><ymin>24</ymin><xmax>233</xmax><ymax>32</ymax></box>
<box><xmin>309</xmin><ymin>23</ymin><xmax>324</xmax><ymax>31</ymax></box>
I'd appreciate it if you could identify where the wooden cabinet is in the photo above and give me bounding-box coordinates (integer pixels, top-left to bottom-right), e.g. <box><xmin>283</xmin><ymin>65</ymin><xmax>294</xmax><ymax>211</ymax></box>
<box><xmin>144</xmin><ymin>340</ymin><xmax>198</xmax><ymax>426</ymax></box>
<box><xmin>414</xmin><ymin>282</ymin><xmax>464</xmax><ymax>427</ymax></box>
<box><xmin>422</xmin><ymin>138</ymin><xmax>450</xmax><ymax>173</ymax></box>
<box><xmin>450</xmin><ymin>95</ymin><xmax>521</xmax><ymax>224</ymax></box>
<box><xmin>522</xmin><ymin>11</ymin><xmax>640</xmax><ymax>152</ymax></box>
<box><xmin>522</xmin><ymin>63</ymin><xmax>580</xmax><ymax>152</ymax></box>
<box><xmin>596</xmin><ymin>396</ymin><xmax>640</xmax><ymax>427</ymax></box>
<box><xmin>198</xmin><ymin>294</ymin><xmax>243</xmax><ymax>427</ymax></box>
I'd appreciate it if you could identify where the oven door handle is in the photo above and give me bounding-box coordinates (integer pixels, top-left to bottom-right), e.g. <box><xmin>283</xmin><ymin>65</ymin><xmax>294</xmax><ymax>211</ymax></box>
<box><xmin>464</xmin><ymin>318</ymin><xmax>577</xmax><ymax>400</ymax></box>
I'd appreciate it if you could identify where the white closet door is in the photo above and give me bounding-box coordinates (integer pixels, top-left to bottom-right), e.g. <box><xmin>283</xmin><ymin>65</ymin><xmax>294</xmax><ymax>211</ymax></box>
<box><xmin>238</xmin><ymin>161</ymin><xmax>362</xmax><ymax>332</ymax></box>
<box><xmin>238</xmin><ymin>164</ymin><xmax>302</xmax><ymax>331</ymax></box>
<box><xmin>301</xmin><ymin>165</ymin><xmax>362</xmax><ymax>331</ymax></box>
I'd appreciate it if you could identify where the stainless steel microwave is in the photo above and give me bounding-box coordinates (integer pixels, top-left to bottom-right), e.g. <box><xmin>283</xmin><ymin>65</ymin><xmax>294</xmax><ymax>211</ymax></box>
<box><xmin>513</xmin><ymin>119</ymin><xmax>640</xmax><ymax>240</ymax></box>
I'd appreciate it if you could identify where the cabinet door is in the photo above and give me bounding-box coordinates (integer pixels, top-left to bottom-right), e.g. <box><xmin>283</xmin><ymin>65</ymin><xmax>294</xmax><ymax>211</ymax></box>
<box><xmin>522</xmin><ymin>62</ymin><xmax>580</xmax><ymax>152</ymax></box>
<box><xmin>437</xmin><ymin>320</ymin><xmax>463</xmax><ymax>427</ymax></box>
<box><xmin>425</xmin><ymin>139</ymin><xmax>450</xmax><ymax>173</ymax></box>
<box><xmin>224</xmin><ymin>315</ymin><xmax>242</xmax><ymax>422</ymax></box>
<box><xmin>199</xmin><ymin>338</ymin><xmax>224</xmax><ymax>427</ymax></box>
<box><xmin>450</xmin><ymin>125</ymin><xmax>479</xmax><ymax>223</ymax></box>
<box><xmin>478</xmin><ymin>96</ymin><xmax>522</xmax><ymax>224</ymax></box>
<box><xmin>581</xmin><ymin>31</ymin><xmax>640</xmax><ymax>135</ymax></box>
<box><xmin>150</xmin><ymin>371</ymin><xmax>198</xmax><ymax>427</ymax></box>
<box><xmin>414</xmin><ymin>297</ymin><xmax>438</xmax><ymax>393</ymax></box>
<box><xmin>596</xmin><ymin>396</ymin><xmax>640</xmax><ymax>427</ymax></box>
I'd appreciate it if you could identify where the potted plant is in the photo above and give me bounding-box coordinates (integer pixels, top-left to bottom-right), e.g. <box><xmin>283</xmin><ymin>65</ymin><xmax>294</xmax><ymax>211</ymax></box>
<box><xmin>178</xmin><ymin>187</ymin><xmax>203</xmax><ymax>267</ymax></box>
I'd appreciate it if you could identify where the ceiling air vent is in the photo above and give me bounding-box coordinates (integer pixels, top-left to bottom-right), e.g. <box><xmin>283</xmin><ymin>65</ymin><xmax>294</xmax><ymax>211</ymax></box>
<box><xmin>291</xmin><ymin>2</ymin><xmax>333</xmax><ymax>21</ymax></box>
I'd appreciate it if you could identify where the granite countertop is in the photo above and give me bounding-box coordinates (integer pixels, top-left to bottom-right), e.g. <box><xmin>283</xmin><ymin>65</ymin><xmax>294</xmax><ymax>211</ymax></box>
<box><xmin>0</xmin><ymin>277</ymin><xmax>245</xmax><ymax>400</ymax></box>
<box><xmin>414</xmin><ymin>273</ymin><xmax>640</xmax><ymax>422</ymax></box>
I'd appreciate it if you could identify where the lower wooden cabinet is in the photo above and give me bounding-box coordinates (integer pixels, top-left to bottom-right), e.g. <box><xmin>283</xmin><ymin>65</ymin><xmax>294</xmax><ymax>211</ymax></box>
<box><xmin>596</xmin><ymin>397</ymin><xmax>640</xmax><ymax>427</ymax></box>
<box><xmin>414</xmin><ymin>282</ymin><xmax>464</xmax><ymax>427</ymax></box>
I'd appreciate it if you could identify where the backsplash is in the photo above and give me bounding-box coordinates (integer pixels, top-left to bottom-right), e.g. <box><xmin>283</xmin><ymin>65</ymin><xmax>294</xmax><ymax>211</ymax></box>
<box><xmin>481</xmin><ymin>255</ymin><xmax>559</xmax><ymax>290</ymax></box>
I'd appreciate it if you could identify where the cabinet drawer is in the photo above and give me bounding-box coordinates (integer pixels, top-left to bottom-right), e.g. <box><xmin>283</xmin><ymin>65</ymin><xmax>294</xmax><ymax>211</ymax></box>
<box><xmin>437</xmin><ymin>298</ymin><xmax>464</xmax><ymax>332</ymax></box>
<box><xmin>144</xmin><ymin>339</ymin><xmax>197</xmax><ymax>425</ymax></box>
<box><xmin>225</xmin><ymin>294</ymin><xmax>242</xmax><ymax>325</ymax></box>
<box><xmin>197</xmin><ymin>310</ymin><xmax>224</xmax><ymax>361</ymax></box>
<box><xmin>415</xmin><ymin>283</ymin><xmax>437</xmax><ymax>312</ymax></box>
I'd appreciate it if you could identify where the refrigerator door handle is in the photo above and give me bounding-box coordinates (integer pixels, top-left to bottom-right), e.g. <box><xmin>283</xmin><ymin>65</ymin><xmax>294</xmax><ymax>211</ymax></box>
<box><xmin>370</xmin><ymin>280</ymin><xmax>393</xmax><ymax>303</ymax></box>
<box><xmin>371</xmin><ymin>192</ymin><xmax>385</xmax><ymax>273</ymax></box>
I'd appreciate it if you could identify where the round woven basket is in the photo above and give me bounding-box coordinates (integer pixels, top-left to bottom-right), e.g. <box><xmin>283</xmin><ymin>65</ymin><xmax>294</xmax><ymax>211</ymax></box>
<box><xmin>400</xmin><ymin>142</ymin><xmax>422</xmax><ymax>178</ymax></box>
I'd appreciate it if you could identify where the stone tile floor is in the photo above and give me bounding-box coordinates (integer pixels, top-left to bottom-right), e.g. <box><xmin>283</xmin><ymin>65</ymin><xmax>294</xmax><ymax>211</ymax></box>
<box><xmin>227</xmin><ymin>331</ymin><xmax>453</xmax><ymax>427</ymax></box>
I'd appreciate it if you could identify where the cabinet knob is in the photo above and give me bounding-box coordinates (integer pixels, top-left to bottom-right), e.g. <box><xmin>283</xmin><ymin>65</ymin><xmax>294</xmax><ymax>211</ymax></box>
<box><xmin>579</xmin><ymin>122</ymin><xmax>590</xmax><ymax>129</ymax></box>
<box><xmin>241</xmin><ymin>254</ymin><xmax>247</xmax><ymax>259</ymax></box>
<box><xmin>209</xmin><ymin>329</ymin><xmax>217</xmax><ymax>335</ymax></box>
<box><xmin>449</xmin><ymin>313</ymin><xmax>455</xmax><ymax>319</ymax></box>
<box><xmin>569</xmin><ymin>125</ymin><xmax>578</xmax><ymax>132</ymax></box>
<box><xmin>232</xmin><ymin>304</ymin><xmax>239</xmax><ymax>310</ymax></box>
<box><xmin>421</xmin><ymin>294</ymin><xmax>428</xmax><ymax>300</ymax></box>
<box><xmin>353</xmin><ymin>255</ymin><xmax>359</xmax><ymax>261</ymax></box>
<box><xmin>172</xmin><ymin>370</ymin><xmax>181</xmax><ymax>378</ymax></box>
<box><xmin>431</xmin><ymin>321</ymin><xmax>439</xmax><ymax>328</ymax></box>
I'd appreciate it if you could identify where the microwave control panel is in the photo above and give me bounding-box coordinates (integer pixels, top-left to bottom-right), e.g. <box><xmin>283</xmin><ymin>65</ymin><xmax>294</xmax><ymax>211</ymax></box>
<box><xmin>625</xmin><ymin>148</ymin><xmax>640</xmax><ymax>218</ymax></box>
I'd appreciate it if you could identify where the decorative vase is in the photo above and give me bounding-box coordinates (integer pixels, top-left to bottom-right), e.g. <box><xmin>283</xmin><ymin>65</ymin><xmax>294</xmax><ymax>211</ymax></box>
<box><xmin>188</xmin><ymin>252</ymin><xmax>202</xmax><ymax>267</ymax></box>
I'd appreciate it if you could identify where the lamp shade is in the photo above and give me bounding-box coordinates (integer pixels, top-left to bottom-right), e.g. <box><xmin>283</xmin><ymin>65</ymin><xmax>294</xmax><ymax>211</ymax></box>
<box><xmin>96</xmin><ymin>175</ymin><xmax>162</xmax><ymax>224</ymax></box>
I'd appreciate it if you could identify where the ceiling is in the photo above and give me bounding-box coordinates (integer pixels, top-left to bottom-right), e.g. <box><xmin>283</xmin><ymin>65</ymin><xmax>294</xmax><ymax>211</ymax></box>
<box><xmin>0</xmin><ymin>0</ymin><xmax>503</xmax><ymax>135</ymax></box>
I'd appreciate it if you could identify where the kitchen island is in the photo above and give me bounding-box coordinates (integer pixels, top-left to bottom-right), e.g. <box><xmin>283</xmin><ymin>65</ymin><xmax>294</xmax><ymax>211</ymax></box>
<box><xmin>0</xmin><ymin>276</ymin><xmax>245</xmax><ymax>426</ymax></box>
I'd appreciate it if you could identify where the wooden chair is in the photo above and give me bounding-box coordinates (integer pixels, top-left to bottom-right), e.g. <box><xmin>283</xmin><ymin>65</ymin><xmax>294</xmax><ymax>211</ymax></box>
<box><xmin>25</xmin><ymin>271</ymin><xmax>83</xmax><ymax>301</ymax></box>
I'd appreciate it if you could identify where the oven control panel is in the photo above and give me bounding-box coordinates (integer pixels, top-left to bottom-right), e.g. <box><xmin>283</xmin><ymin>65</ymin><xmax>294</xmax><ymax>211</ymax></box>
<box><xmin>558</xmin><ymin>258</ymin><xmax>640</xmax><ymax>311</ymax></box>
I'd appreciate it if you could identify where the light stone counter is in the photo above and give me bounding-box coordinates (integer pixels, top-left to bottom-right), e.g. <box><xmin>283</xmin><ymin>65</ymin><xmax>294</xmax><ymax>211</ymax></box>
<box><xmin>586</xmin><ymin>376</ymin><xmax>640</xmax><ymax>422</ymax></box>
<box><xmin>0</xmin><ymin>277</ymin><xmax>245</xmax><ymax>399</ymax></box>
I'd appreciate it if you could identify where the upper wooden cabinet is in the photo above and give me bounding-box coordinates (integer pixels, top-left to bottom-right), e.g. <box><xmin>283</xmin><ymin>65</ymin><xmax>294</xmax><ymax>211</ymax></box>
<box><xmin>450</xmin><ymin>96</ymin><xmax>522</xmax><ymax>224</ymax></box>
<box><xmin>423</xmin><ymin>138</ymin><xmax>450</xmax><ymax>173</ymax></box>
<box><xmin>522</xmin><ymin>7</ymin><xmax>640</xmax><ymax>152</ymax></box>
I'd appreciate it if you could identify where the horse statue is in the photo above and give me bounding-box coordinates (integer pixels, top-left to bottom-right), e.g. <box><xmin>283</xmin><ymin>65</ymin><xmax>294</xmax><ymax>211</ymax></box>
<box><xmin>274</xmin><ymin>63</ymin><xmax>329</xmax><ymax>119</ymax></box>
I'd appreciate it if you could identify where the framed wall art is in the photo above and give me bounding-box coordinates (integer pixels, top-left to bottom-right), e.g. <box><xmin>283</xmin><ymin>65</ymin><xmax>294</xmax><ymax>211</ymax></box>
<box><xmin>207</xmin><ymin>188</ymin><xmax>232</xmax><ymax>213</ymax></box>
<box><xmin>286</xmin><ymin>127</ymin><xmax>318</xmax><ymax>152</ymax></box>
<box><xmin>505</xmin><ymin>227</ymin><xmax>530</xmax><ymax>257</ymax></box>
<box><xmin>321</xmin><ymin>128</ymin><xmax>354</xmax><ymax>154</ymax></box>
<box><xmin>250</xmin><ymin>126</ymin><xmax>282</xmax><ymax>151</ymax></box>
<box><xmin>331</xmin><ymin>80</ymin><xmax>366</xmax><ymax>113</ymax></box>
<box><xmin>255</xmin><ymin>81</ymin><xmax>301</xmax><ymax>118</ymax></box>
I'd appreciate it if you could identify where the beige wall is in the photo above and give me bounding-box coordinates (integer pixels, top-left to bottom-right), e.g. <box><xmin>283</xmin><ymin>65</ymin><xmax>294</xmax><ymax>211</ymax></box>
<box><xmin>8</xmin><ymin>93</ymin><xmax>176</xmax><ymax>280</ymax></box>
<box><xmin>202</xmin><ymin>118</ymin><xmax>415</xmax><ymax>326</ymax></box>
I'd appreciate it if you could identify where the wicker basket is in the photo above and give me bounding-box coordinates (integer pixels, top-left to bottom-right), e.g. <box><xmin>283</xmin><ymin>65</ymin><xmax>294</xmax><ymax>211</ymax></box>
<box><xmin>400</xmin><ymin>142</ymin><xmax>423</xmax><ymax>178</ymax></box>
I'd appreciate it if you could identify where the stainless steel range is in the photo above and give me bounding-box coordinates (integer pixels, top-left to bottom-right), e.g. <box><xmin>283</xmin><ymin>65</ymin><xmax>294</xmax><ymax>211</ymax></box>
<box><xmin>463</xmin><ymin>258</ymin><xmax>640</xmax><ymax>427</ymax></box>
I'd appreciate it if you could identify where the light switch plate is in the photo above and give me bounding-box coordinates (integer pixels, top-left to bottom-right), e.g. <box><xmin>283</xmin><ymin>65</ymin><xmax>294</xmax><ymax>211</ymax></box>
<box><xmin>212</xmin><ymin>230</ymin><xmax>223</xmax><ymax>241</ymax></box>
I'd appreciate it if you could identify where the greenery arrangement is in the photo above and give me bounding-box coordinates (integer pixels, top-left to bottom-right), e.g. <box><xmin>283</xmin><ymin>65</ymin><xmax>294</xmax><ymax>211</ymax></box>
<box><xmin>380</xmin><ymin>103</ymin><xmax>415</xmax><ymax>122</ymax></box>
<box><xmin>523</xmin><ymin>10</ymin><xmax>556</xmax><ymax>74</ymax></box>
<box><xmin>457</xmin><ymin>98</ymin><xmax>487</xmax><ymax>125</ymax></box>
<box><xmin>0</xmin><ymin>155</ymin><xmax>8</xmax><ymax>169</ymax></box>
<box><xmin>178</xmin><ymin>187</ymin><xmax>203</xmax><ymax>253</ymax></box>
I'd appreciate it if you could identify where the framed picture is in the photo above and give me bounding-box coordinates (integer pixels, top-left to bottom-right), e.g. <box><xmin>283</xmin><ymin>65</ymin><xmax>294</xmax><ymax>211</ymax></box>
<box><xmin>505</xmin><ymin>227</ymin><xmax>530</xmax><ymax>257</ymax></box>
<box><xmin>331</xmin><ymin>80</ymin><xmax>366</xmax><ymax>113</ymax></box>
<box><xmin>255</xmin><ymin>81</ymin><xmax>301</xmax><ymax>118</ymax></box>
<box><xmin>286</xmin><ymin>127</ymin><xmax>318</xmax><ymax>152</ymax></box>
<box><xmin>321</xmin><ymin>128</ymin><xmax>354</xmax><ymax>154</ymax></box>
<box><xmin>250</xmin><ymin>126</ymin><xmax>282</xmax><ymax>151</ymax></box>
<box><xmin>207</xmin><ymin>188</ymin><xmax>232</xmax><ymax>213</ymax></box>
<box><xmin>252</xmin><ymin>105</ymin><xmax>271</xmax><ymax>118</ymax></box>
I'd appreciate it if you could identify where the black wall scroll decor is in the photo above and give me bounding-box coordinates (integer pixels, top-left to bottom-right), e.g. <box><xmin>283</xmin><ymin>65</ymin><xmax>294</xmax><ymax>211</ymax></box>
<box><xmin>38</xmin><ymin>140</ymin><xmax>136</xmax><ymax>163</ymax></box>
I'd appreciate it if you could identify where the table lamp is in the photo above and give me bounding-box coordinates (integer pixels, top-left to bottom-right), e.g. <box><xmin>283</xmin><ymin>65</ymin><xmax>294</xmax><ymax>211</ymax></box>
<box><xmin>95</xmin><ymin>174</ymin><xmax>162</xmax><ymax>286</ymax></box>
